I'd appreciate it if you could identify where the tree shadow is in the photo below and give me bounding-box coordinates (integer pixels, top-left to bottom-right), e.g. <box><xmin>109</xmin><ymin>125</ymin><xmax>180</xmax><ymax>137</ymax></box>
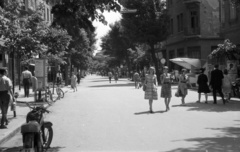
<box><xmin>0</xmin><ymin>146</ymin><xmax>65</xmax><ymax>152</ymax></box>
<box><xmin>166</xmin><ymin>127</ymin><xmax>240</xmax><ymax>152</ymax></box>
<box><xmin>89</xmin><ymin>83</ymin><xmax>135</xmax><ymax>88</ymax></box>
<box><xmin>184</xmin><ymin>100</ymin><xmax>240</xmax><ymax>112</ymax></box>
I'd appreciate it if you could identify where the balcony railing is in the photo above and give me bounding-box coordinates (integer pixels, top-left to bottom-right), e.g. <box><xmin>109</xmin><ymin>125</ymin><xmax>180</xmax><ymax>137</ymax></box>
<box><xmin>183</xmin><ymin>0</ymin><xmax>201</xmax><ymax>4</ymax></box>
<box><xmin>184</xmin><ymin>28</ymin><xmax>200</xmax><ymax>36</ymax></box>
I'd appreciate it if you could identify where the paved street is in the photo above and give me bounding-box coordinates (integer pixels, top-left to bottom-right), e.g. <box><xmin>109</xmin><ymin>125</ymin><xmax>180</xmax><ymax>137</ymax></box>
<box><xmin>1</xmin><ymin>75</ymin><xmax>240</xmax><ymax>152</ymax></box>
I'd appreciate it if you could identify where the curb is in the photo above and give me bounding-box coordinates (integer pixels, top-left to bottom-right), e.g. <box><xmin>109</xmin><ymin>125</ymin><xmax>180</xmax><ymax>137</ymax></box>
<box><xmin>0</xmin><ymin>125</ymin><xmax>22</xmax><ymax>146</ymax></box>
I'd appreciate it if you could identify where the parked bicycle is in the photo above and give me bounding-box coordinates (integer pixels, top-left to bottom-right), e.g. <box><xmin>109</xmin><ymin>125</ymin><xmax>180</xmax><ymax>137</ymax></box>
<box><xmin>55</xmin><ymin>83</ymin><xmax>64</xmax><ymax>100</ymax></box>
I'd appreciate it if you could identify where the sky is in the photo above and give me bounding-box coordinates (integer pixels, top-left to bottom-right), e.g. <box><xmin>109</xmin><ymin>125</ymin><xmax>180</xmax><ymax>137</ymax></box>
<box><xmin>93</xmin><ymin>11</ymin><xmax>122</xmax><ymax>55</ymax></box>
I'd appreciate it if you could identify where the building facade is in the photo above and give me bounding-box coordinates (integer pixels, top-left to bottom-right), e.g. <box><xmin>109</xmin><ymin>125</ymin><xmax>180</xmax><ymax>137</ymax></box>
<box><xmin>165</xmin><ymin>0</ymin><xmax>224</xmax><ymax>71</ymax></box>
<box><xmin>219</xmin><ymin>0</ymin><xmax>240</xmax><ymax>45</ymax></box>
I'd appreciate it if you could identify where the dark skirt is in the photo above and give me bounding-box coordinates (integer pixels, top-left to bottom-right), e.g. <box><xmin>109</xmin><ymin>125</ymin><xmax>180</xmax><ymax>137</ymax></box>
<box><xmin>198</xmin><ymin>83</ymin><xmax>210</xmax><ymax>93</ymax></box>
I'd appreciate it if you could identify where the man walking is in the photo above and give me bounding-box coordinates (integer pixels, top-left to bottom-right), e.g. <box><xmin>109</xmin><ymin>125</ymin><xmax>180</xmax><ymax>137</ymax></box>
<box><xmin>209</xmin><ymin>64</ymin><xmax>226</xmax><ymax>104</ymax></box>
<box><xmin>108</xmin><ymin>71</ymin><xmax>113</xmax><ymax>83</ymax></box>
<box><xmin>22</xmin><ymin>67</ymin><xmax>32</xmax><ymax>97</ymax></box>
<box><xmin>0</xmin><ymin>68</ymin><xmax>15</xmax><ymax>129</ymax></box>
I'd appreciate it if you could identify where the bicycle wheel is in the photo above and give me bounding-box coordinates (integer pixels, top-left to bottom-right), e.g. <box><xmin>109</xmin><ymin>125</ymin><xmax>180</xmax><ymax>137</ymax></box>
<box><xmin>56</xmin><ymin>88</ymin><xmax>64</xmax><ymax>98</ymax></box>
<box><xmin>42</xmin><ymin>125</ymin><xmax>53</xmax><ymax>149</ymax></box>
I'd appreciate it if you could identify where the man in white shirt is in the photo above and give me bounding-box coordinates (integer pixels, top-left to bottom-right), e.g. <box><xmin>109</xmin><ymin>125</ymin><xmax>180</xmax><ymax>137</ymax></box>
<box><xmin>0</xmin><ymin>68</ymin><xmax>15</xmax><ymax>129</ymax></box>
<box><xmin>22</xmin><ymin>67</ymin><xmax>32</xmax><ymax>97</ymax></box>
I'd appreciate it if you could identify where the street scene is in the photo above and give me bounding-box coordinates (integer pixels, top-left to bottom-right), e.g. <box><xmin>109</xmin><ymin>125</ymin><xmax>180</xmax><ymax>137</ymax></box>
<box><xmin>1</xmin><ymin>0</ymin><xmax>240</xmax><ymax>152</ymax></box>
<box><xmin>1</xmin><ymin>75</ymin><xmax>240</xmax><ymax>152</ymax></box>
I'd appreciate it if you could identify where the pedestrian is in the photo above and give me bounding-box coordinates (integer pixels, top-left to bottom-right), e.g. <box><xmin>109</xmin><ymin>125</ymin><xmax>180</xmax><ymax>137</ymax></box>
<box><xmin>160</xmin><ymin>66</ymin><xmax>172</xmax><ymax>111</ymax></box>
<box><xmin>141</xmin><ymin>66</ymin><xmax>147</xmax><ymax>88</ymax></box>
<box><xmin>21</xmin><ymin>67</ymin><xmax>32</xmax><ymax>97</ymax></box>
<box><xmin>209</xmin><ymin>64</ymin><xmax>226</xmax><ymax>104</ymax></box>
<box><xmin>143</xmin><ymin>66</ymin><xmax>158</xmax><ymax>113</ymax></box>
<box><xmin>177</xmin><ymin>69</ymin><xmax>189</xmax><ymax>105</ymax></box>
<box><xmin>114</xmin><ymin>72</ymin><xmax>119</xmax><ymax>83</ymax></box>
<box><xmin>108</xmin><ymin>71</ymin><xmax>113</xmax><ymax>83</ymax></box>
<box><xmin>133</xmin><ymin>71</ymin><xmax>140</xmax><ymax>89</ymax></box>
<box><xmin>76</xmin><ymin>71</ymin><xmax>81</xmax><ymax>84</ymax></box>
<box><xmin>0</xmin><ymin>68</ymin><xmax>15</xmax><ymax>129</ymax></box>
<box><xmin>71</xmin><ymin>72</ymin><xmax>77</xmax><ymax>92</ymax></box>
<box><xmin>222</xmin><ymin>69</ymin><xmax>231</xmax><ymax>103</ymax></box>
<box><xmin>196</xmin><ymin>68</ymin><xmax>210</xmax><ymax>103</ymax></box>
<box><xmin>56</xmin><ymin>71</ymin><xmax>63</xmax><ymax>86</ymax></box>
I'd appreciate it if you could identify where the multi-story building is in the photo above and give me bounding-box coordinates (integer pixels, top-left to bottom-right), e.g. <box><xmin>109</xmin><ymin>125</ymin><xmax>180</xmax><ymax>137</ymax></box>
<box><xmin>0</xmin><ymin>0</ymin><xmax>56</xmax><ymax>87</ymax></box>
<box><xmin>219</xmin><ymin>0</ymin><xmax>240</xmax><ymax>45</ymax></box>
<box><xmin>165</xmin><ymin>0</ymin><xmax>224</xmax><ymax>71</ymax></box>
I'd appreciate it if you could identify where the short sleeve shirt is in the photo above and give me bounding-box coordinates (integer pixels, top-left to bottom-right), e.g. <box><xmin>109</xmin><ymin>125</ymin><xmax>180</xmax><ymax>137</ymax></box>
<box><xmin>0</xmin><ymin>76</ymin><xmax>12</xmax><ymax>91</ymax></box>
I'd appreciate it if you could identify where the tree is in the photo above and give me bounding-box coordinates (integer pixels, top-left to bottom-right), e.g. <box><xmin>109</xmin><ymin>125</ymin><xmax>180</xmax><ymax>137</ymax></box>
<box><xmin>51</xmin><ymin>0</ymin><xmax>121</xmax><ymax>83</ymax></box>
<box><xmin>120</xmin><ymin>0</ymin><xmax>169</xmax><ymax>82</ymax></box>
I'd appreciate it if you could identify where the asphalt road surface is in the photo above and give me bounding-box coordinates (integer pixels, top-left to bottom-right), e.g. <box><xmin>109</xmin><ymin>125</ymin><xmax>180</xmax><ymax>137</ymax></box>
<box><xmin>1</xmin><ymin>75</ymin><xmax>240</xmax><ymax>152</ymax></box>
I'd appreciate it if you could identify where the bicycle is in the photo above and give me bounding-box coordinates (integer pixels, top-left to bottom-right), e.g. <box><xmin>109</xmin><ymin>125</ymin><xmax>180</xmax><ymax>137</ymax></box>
<box><xmin>56</xmin><ymin>83</ymin><xmax>64</xmax><ymax>100</ymax></box>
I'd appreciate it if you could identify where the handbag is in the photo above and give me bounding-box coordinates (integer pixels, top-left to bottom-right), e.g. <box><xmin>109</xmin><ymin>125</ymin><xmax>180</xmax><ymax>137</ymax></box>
<box><xmin>175</xmin><ymin>89</ymin><xmax>182</xmax><ymax>97</ymax></box>
<box><xmin>142</xmin><ymin>84</ymin><xmax>146</xmax><ymax>91</ymax></box>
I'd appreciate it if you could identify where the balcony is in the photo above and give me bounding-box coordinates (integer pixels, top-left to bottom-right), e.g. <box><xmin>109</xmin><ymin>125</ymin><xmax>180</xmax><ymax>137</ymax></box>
<box><xmin>183</xmin><ymin>0</ymin><xmax>201</xmax><ymax>4</ymax></box>
<box><xmin>184</xmin><ymin>28</ymin><xmax>201</xmax><ymax>37</ymax></box>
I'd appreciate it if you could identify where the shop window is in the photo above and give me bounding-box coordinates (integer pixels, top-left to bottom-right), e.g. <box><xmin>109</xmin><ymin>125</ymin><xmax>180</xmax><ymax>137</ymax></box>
<box><xmin>177</xmin><ymin>48</ymin><xmax>185</xmax><ymax>57</ymax></box>
<box><xmin>187</xmin><ymin>46</ymin><xmax>201</xmax><ymax>58</ymax></box>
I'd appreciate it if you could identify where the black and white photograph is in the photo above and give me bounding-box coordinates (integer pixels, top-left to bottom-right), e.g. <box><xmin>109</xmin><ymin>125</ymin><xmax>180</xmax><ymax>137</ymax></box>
<box><xmin>0</xmin><ymin>0</ymin><xmax>240</xmax><ymax>151</ymax></box>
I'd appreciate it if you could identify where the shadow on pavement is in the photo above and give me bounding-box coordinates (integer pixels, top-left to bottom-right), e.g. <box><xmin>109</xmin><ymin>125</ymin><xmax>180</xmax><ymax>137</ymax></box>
<box><xmin>0</xmin><ymin>146</ymin><xmax>65</xmax><ymax>152</ymax></box>
<box><xmin>89</xmin><ymin>83</ymin><xmax>135</xmax><ymax>88</ymax></box>
<box><xmin>134</xmin><ymin>110</ymin><xmax>166</xmax><ymax>115</ymax></box>
<box><xmin>184</xmin><ymin>100</ymin><xmax>240</xmax><ymax>112</ymax></box>
<box><xmin>166</xmin><ymin>127</ymin><xmax>240</xmax><ymax>152</ymax></box>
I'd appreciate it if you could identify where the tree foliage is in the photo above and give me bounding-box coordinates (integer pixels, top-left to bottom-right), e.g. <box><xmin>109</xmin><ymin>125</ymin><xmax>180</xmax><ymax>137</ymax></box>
<box><xmin>0</xmin><ymin>1</ymin><xmax>71</xmax><ymax>64</ymax></box>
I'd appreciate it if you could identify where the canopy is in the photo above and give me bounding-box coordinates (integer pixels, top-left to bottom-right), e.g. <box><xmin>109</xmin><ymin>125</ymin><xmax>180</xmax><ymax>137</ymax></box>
<box><xmin>169</xmin><ymin>58</ymin><xmax>206</xmax><ymax>69</ymax></box>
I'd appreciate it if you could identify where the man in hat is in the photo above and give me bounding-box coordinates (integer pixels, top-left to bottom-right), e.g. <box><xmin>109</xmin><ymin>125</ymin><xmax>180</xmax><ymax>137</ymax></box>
<box><xmin>0</xmin><ymin>68</ymin><xmax>15</xmax><ymax>128</ymax></box>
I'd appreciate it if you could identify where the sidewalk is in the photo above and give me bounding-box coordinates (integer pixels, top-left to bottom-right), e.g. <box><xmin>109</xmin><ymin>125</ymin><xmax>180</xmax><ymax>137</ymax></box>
<box><xmin>0</xmin><ymin>85</ymin><xmax>70</xmax><ymax>146</ymax></box>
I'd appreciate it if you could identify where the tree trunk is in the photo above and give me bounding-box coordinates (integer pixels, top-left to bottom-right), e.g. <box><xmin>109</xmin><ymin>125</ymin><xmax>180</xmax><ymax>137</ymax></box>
<box><xmin>149</xmin><ymin>44</ymin><xmax>161</xmax><ymax>85</ymax></box>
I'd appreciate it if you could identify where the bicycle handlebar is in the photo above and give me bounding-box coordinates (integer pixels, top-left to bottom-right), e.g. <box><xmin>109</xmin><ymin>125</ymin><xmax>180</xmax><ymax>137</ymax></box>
<box><xmin>26</xmin><ymin>103</ymin><xmax>50</xmax><ymax>113</ymax></box>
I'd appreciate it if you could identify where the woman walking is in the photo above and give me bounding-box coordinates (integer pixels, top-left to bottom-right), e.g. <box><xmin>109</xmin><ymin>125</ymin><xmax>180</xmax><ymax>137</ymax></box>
<box><xmin>222</xmin><ymin>69</ymin><xmax>232</xmax><ymax>102</ymax></box>
<box><xmin>160</xmin><ymin>66</ymin><xmax>172</xmax><ymax>111</ymax></box>
<box><xmin>71</xmin><ymin>72</ymin><xmax>77</xmax><ymax>92</ymax></box>
<box><xmin>144</xmin><ymin>67</ymin><xmax>158</xmax><ymax>113</ymax></box>
<box><xmin>178</xmin><ymin>69</ymin><xmax>189</xmax><ymax>105</ymax></box>
<box><xmin>196</xmin><ymin>68</ymin><xmax>210</xmax><ymax>103</ymax></box>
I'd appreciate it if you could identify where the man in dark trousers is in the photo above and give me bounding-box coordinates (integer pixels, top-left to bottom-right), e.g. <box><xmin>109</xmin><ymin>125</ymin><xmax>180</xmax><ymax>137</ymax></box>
<box><xmin>21</xmin><ymin>67</ymin><xmax>32</xmax><ymax>97</ymax></box>
<box><xmin>209</xmin><ymin>64</ymin><xmax>226</xmax><ymax>104</ymax></box>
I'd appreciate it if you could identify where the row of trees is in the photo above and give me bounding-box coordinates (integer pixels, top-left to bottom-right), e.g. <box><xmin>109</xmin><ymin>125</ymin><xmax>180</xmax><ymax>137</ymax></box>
<box><xmin>0</xmin><ymin>0</ymin><xmax>121</xmax><ymax>84</ymax></box>
<box><xmin>95</xmin><ymin>0</ymin><xmax>169</xmax><ymax>82</ymax></box>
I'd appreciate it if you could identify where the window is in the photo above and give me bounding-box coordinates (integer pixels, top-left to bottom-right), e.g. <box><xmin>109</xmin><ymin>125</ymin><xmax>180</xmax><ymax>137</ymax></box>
<box><xmin>177</xmin><ymin>13</ymin><xmax>183</xmax><ymax>32</ymax></box>
<box><xmin>229</xmin><ymin>3</ymin><xmax>237</xmax><ymax>21</ymax></box>
<box><xmin>220</xmin><ymin>0</ymin><xmax>225</xmax><ymax>24</ymax></box>
<box><xmin>190</xmin><ymin>11</ymin><xmax>199</xmax><ymax>29</ymax></box>
<box><xmin>187</xmin><ymin>46</ymin><xmax>201</xmax><ymax>58</ymax></box>
<box><xmin>170</xmin><ymin>19</ymin><xmax>173</xmax><ymax>34</ymax></box>
<box><xmin>177</xmin><ymin>48</ymin><xmax>185</xmax><ymax>57</ymax></box>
